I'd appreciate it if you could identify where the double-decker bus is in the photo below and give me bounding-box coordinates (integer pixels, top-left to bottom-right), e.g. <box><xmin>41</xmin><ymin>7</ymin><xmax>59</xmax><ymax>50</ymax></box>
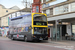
<box><xmin>8</xmin><ymin>13</ymin><xmax>48</xmax><ymax>42</ymax></box>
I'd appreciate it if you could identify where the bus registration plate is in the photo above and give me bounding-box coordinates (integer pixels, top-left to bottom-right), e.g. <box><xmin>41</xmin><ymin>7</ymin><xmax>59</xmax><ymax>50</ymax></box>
<box><xmin>39</xmin><ymin>38</ymin><xmax>43</xmax><ymax>40</ymax></box>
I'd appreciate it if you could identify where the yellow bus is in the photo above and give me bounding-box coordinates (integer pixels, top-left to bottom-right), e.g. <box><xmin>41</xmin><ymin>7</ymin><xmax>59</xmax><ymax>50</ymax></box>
<box><xmin>8</xmin><ymin>13</ymin><xmax>48</xmax><ymax>42</ymax></box>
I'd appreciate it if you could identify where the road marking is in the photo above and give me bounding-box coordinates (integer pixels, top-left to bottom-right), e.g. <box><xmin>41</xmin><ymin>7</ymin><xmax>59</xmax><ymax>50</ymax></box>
<box><xmin>33</xmin><ymin>43</ymin><xmax>74</xmax><ymax>50</ymax></box>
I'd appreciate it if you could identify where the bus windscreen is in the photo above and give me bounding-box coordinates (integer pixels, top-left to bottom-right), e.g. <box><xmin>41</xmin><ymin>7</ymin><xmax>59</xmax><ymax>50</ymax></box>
<box><xmin>33</xmin><ymin>15</ymin><xmax>47</xmax><ymax>21</ymax></box>
<box><xmin>34</xmin><ymin>21</ymin><xmax>47</xmax><ymax>25</ymax></box>
<box><xmin>33</xmin><ymin>14</ymin><xmax>47</xmax><ymax>25</ymax></box>
<box><xmin>34</xmin><ymin>27</ymin><xmax>47</xmax><ymax>34</ymax></box>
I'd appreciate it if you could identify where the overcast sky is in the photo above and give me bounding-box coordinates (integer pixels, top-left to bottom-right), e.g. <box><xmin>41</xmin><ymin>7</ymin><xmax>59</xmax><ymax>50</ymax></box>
<box><xmin>0</xmin><ymin>0</ymin><xmax>33</xmax><ymax>9</ymax></box>
<box><xmin>0</xmin><ymin>0</ymin><xmax>67</xmax><ymax>9</ymax></box>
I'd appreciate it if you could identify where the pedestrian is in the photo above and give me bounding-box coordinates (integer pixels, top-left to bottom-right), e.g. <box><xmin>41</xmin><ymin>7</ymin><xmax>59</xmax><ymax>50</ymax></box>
<box><xmin>7</xmin><ymin>31</ymin><xmax>10</xmax><ymax>37</ymax></box>
<box><xmin>65</xmin><ymin>33</ymin><xmax>68</xmax><ymax>40</ymax></box>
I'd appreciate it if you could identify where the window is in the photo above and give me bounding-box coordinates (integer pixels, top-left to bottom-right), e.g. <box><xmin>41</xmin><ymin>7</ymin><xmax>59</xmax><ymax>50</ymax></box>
<box><xmin>63</xmin><ymin>4</ymin><xmax>68</xmax><ymax>13</ymax></box>
<box><xmin>54</xmin><ymin>7</ymin><xmax>59</xmax><ymax>15</ymax></box>
<box><xmin>46</xmin><ymin>0</ymin><xmax>49</xmax><ymax>2</ymax></box>
<box><xmin>71</xmin><ymin>2</ymin><xmax>75</xmax><ymax>12</ymax></box>
<box><xmin>25</xmin><ymin>27</ymin><xmax>28</xmax><ymax>31</ymax></box>
<box><xmin>46</xmin><ymin>9</ymin><xmax>50</xmax><ymax>16</ymax></box>
<box><xmin>6</xmin><ymin>10</ymin><xmax>8</xmax><ymax>12</ymax></box>
<box><xmin>34</xmin><ymin>27</ymin><xmax>47</xmax><ymax>34</ymax></box>
<box><xmin>54</xmin><ymin>4</ymin><xmax>69</xmax><ymax>15</ymax></box>
<box><xmin>12</xmin><ymin>13</ymin><xmax>16</xmax><ymax>18</ymax></box>
<box><xmin>33</xmin><ymin>14</ymin><xmax>47</xmax><ymax>21</ymax></box>
<box><xmin>11</xmin><ymin>17</ymin><xmax>22</xmax><ymax>21</ymax></box>
<box><xmin>59</xmin><ymin>6</ymin><xmax>63</xmax><ymax>14</ymax></box>
<box><xmin>72</xmin><ymin>25</ymin><xmax>75</xmax><ymax>34</ymax></box>
<box><xmin>36</xmin><ymin>6</ymin><xmax>39</xmax><ymax>12</ymax></box>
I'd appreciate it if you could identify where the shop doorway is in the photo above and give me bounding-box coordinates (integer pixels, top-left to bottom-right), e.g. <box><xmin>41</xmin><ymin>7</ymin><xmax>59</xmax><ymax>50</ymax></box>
<box><xmin>62</xmin><ymin>25</ymin><xmax>66</xmax><ymax>40</ymax></box>
<box><xmin>62</xmin><ymin>25</ymin><xmax>66</xmax><ymax>36</ymax></box>
<box><xmin>56</xmin><ymin>25</ymin><xmax>67</xmax><ymax>40</ymax></box>
<box><xmin>52</xmin><ymin>25</ymin><xmax>67</xmax><ymax>41</ymax></box>
<box><xmin>48</xmin><ymin>29</ymin><xmax>50</xmax><ymax>38</ymax></box>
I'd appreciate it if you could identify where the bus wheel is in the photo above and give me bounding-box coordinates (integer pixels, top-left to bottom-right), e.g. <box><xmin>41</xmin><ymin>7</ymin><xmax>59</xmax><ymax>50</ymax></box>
<box><xmin>24</xmin><ymin>37</ymin><xmax>27</xmax><ymax>42</ymax></box>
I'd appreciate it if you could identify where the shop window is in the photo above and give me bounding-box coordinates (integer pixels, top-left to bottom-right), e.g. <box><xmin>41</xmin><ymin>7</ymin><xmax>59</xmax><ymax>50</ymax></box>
<box><xmin>72</xmin><ymin>25</ymin><xmax>75</xmax><ymax>34</ymax></box>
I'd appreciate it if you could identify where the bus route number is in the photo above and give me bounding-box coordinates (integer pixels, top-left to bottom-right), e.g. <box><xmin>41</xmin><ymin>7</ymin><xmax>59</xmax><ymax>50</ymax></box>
<box><xmin>36</xmin><ymin>23</ymin><xmax>41</xmax><ymax>25</ymax></box>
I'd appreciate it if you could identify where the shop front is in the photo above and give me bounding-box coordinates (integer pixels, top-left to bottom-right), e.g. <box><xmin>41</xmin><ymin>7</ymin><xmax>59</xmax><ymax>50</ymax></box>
<box><xmin>48</xmin><ymin>13</ymin><xmax>75</xmax><ymax>41</ymax></box>
<box><xmin>71</xmin><ymin>22</ymin><xmax>75</xmax><ymax>40</ymax></box>
<box><xmin>51</xmin><ymin>24</ymin><xmax>71</xmax><ymax>41</ymax></box>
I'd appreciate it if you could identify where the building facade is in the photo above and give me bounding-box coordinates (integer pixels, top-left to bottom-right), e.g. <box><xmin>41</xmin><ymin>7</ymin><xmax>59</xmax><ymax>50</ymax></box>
<box><xmin>42</xmin><ymin>0</ymin><xmax>75</xmax><ymax>41</ymax></box>
<box><xmin>0</xmin><ymin>4</ymin><xmax>20</xmax><ymax>17</ymax></box>
<box><xmin>0</xmin><ymin>4</ymin><xmax>20</xmax><ymax>27</ymax></box>
<box><xmin>32</xmin><ymin>0</ymin><xmax>42</xmax><ymax>13</ymax></box>
<box><xmin>0</xmin><ymin>8</ymin><xmax>31</xmax><ymax>37</ymax></box>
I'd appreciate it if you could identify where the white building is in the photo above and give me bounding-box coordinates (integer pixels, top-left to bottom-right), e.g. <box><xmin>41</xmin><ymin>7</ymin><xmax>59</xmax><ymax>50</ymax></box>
<box><xmin>42</xmin><ymin>0</ymin><xmax>75</xmax><ymax>41</ymax></box>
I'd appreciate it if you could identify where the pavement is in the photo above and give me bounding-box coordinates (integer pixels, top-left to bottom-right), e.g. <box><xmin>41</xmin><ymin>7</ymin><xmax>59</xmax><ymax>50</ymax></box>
<box><xmin>0</xmin><ymin>36</ymin><xmax>10</xmax><ymax>40</ymax></box>
<box><xmin>47</xmin><ymin>39</ymin><xmax>75</xmax><ymax>50</ymax></box>
<box><xmin>48</xmin><ymin>39</ymin><xmax>75</xmax><ymax>46</ymax></box>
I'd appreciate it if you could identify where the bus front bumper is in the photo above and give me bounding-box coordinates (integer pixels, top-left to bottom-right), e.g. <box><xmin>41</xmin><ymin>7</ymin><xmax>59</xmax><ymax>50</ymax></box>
<box><xmin>32</xmin><ymin>37</ymin><xmax>48</xmax><ymax>41</ymax></box>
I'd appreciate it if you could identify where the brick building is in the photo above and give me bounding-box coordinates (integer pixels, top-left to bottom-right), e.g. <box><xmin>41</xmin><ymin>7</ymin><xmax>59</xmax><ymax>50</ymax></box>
<box><xmin>32</xmin><ymin>0</ymin><xmax>41</xmax><ymax>13</ymax></box>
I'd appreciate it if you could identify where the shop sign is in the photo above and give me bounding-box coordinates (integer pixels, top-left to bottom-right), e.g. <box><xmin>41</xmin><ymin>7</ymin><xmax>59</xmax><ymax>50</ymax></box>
<box><xmin>56</xmin><ymin>20</ymin><xmax>62</xmax><ymax>25</ymax></box>
<box><xmin>42</xmin><ymin>3</ymin><xmax>49</xmax><ymax>8</ymax></box>
<box><xmin>42</xmin><ymin>0</ymin><xmax>67</xmax><ymax>8</ymax></box>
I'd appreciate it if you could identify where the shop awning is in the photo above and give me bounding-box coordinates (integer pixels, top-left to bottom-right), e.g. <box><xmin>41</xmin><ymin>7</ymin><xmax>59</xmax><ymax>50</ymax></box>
<box><xmin>48</xmin><ymin>13</ymin><xmax>75</xmax><ymax>21</ymax></box>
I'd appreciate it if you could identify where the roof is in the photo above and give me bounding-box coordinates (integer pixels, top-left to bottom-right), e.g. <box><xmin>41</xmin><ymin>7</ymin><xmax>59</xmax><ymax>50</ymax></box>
<box><xmin>9</xmin><ymin>6</ymin><xmax>20</xmax><ymax>10</ymax></box>
<box><xmin>0</xmin><ymin>4</ymin><xmax>20</xmax><ymax>10</ymax></box>
<box><xmin>0</xmin><ymin>4</ymin><xmax>6</xmax><ymax>9</ymax></box>
<box><xmin>1</xmin><ymin>8</ymin><xmax>31</xmax><ymax>18</ymax></box>
<box><xmin>10</xmin><ymin>13</ymin><xmax>31</xmax><ymax>20</ymax></box>
<box><xmin>48</xmin><ymin>12</ymin><xmax>75</xmax><ymax>21</ymax></box>
<box><xmin>21</xmin><ymin>8</ymin><xmax>31</xmax><ymax>12</ymax></box>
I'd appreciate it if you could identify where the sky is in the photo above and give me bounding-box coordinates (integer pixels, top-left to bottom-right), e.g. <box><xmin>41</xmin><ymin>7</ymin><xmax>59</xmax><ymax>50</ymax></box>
<box><xmin>0</xmin><ymin>0</ymin><xmax>67</xmax><ymax>9</ymax></box>
<box><xmin>0</xmin><ymin>0</ymin><xmax>33</xmax><ymax>9</ymax></box>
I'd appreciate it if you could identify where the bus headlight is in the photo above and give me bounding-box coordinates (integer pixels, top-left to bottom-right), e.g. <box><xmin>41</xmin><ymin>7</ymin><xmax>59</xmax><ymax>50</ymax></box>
<box><xmin>33</xmin><ymin>36</ymin><xmax>37</xmax><ymax>38</ymax></box>
<box><xmin>33</xmin><ymin>36</ymin><xmax>35</xmax><ymax>37</ymax></box>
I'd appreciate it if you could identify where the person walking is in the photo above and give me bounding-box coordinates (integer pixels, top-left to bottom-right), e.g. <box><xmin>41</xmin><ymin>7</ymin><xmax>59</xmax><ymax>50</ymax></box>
<box><xmin>7</xmin><ymin>31</ymin><xmax>10</xmax><ymax>37</ymax></box>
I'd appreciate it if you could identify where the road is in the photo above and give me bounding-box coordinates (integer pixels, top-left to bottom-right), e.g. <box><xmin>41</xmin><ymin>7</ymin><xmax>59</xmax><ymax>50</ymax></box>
<box><xmin>0</xmin><ymin>37</ymin><xmax>73</xmax><ymax>50</ymax></box>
